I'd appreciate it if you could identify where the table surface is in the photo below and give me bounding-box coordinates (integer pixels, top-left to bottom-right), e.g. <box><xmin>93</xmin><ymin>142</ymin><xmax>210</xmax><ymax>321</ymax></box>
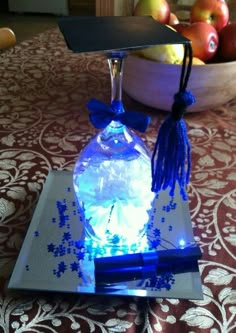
<box><xmin>0</xmin><ymin>27</ymin><xmax>235</xmax><ymax>333</ymax></box>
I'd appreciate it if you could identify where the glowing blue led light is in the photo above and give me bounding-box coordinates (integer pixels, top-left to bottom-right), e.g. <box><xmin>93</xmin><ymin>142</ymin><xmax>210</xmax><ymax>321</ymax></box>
<box><xmin>179</xmin><ymin>238</ymin><xmax>186</xmax><ymax>248</ymax></box>
<box><xmin>73</xmin><ymin>153</ymin><xmax>155</xmax><ymax>249</ymax></box>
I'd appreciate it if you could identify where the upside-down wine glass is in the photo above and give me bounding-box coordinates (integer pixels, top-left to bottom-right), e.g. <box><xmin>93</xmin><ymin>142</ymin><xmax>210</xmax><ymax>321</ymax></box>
<box><xmin>73</xmin><ymin>51</ymin><xmax>155</xmax><ymax>255</ymax></box>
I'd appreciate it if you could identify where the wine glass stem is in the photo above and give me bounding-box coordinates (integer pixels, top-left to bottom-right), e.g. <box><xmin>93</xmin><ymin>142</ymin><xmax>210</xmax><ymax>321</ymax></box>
<box><xmin>107</xmin><ymin>51</ymin><xmax>126</xmax><ymax>113</ymax></box>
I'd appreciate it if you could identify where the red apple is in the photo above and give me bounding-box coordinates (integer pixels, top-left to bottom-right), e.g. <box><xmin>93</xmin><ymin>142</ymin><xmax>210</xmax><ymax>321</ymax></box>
<box><xmin>172</xmin><ymin>22</ymin><xmax>190</xmax><ymax>34</ymax></box>
<box><xmin>218</xmin><ymin>22</ymin><xmax>236</xmax><ymax>61</ymax></box>
<box><xmin>180</xmin><ymin>22</ymin><xmax>219</xmax><ymax>62</ymax></box>
<box><xmin>169</xmin><ymin>12</ymin><xmax>179</xmax><ymax>26</ymax></box>
<box><xmin>133</xmin><ymin>0</ymin><xmax>170</xmax><ymax>24</ymax></box>
<box><xmin>190</xmin><ymin>0</ymin><xmax>229</xmax><ymax>32</ymax></box>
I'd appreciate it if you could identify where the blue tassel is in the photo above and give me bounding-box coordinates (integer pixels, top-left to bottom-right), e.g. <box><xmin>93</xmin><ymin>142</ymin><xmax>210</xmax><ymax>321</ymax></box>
<box><xmin>151</xmin><ymin>92</ymin><xmax>194</xmax><ymax>200</ymax></box>
<box><xmin>151</xmin><ymin>44</ymin><xmax>195</xmax><ymax>200</ymax></box>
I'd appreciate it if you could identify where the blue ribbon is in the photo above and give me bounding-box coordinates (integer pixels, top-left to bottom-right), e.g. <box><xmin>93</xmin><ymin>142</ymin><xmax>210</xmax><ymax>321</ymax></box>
<box><xmin>87</xmin><ymin>98</ymin><xmax>151</xmax><ymax>133</ymax></box>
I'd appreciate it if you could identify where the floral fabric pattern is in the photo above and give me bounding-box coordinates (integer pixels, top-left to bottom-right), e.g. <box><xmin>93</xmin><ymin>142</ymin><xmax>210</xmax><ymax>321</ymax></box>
<box><xmin>0</xmin><ymin>28</ymin><xmax>235</xmax><ymax>332</ymax></box>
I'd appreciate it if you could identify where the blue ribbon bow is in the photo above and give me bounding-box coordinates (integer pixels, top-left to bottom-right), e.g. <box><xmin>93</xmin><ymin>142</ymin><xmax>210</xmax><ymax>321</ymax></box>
<box><xmin>87</xmin><ymin>98</ymin><xmax>150</xmax><ymax>133</ymax></box>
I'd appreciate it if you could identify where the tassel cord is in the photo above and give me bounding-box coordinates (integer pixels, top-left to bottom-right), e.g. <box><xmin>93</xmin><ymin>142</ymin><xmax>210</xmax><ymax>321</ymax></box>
<box><xmin>179</xmin><ymin>43</ymin><xmax>193</xmax><ymax>93</ymax></box>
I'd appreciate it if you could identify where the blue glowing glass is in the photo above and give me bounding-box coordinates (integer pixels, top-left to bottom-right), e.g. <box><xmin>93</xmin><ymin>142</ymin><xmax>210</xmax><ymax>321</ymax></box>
<box><xmin>73</xmin><ymin>121</ymin><xmax>155</xmax><ymax>249</ymax></box>
<box><xmin>73</xmin><ymin>51</ymin><xmax>155</xmax><ymax>251</ymax></box>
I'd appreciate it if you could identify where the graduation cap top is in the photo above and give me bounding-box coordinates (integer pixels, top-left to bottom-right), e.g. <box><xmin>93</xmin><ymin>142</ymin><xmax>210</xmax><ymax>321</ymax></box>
<box><xmin>58</xmin><ymin>16</ymin><xmax>190</xmax><ymax>53</ymax></box>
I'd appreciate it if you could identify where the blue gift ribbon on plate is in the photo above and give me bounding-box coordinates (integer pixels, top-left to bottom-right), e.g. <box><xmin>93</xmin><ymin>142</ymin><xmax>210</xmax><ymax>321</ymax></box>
<box><xmin>94</xmin><ymin>245</ymin><xmax>202</xmax><ymax>284</ymax></box>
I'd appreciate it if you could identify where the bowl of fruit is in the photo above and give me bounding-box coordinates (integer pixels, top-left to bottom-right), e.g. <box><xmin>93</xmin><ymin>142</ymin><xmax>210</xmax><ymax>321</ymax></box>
<box><xmin>123</xmin><ymin>0</ymin><xmax>236</xmax><ymax>112</ymax></box>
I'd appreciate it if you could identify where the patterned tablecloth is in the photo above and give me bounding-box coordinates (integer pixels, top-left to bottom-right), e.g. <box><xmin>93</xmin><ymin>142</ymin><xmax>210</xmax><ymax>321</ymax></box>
<box><xmin>0</xmin><ymin>28</ymin><xmax>235</xmax><ymax>333</ymax></box>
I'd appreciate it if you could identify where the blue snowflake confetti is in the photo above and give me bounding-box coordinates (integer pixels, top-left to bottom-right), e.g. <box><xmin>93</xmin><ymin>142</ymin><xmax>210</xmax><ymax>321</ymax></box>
<box><xmin>145</xmin><ymin>271</ymin><xmax>175</xmax><ymax>291</ymax></box>
<box><xmin>52</xmin><ymin>217</ymin><xmax>56</xmax><ymax>224</ymax></box>
<box><xmin>58</xmin><ymin>261</ymin><xmax>67</xmax><ymax>273</ymax></box>
<box><xmin>153</xmin><ymin>228</ymin><xmax>161</xmax><ymax>238</ymax></box>
<box><xmin>149</xmin><ymin>238</ymin><xmax>161</xmax><ymax>249</ymax></box>
<box><xmin>70</xmin><ymin>261</ymin><xmax>79</xmax><ymax>272</ymax></box>
<box><xmin>62</xmin><ymin>232</ymin><xmax>72</xmax><ymax>242</ymax></box>
<box><xmin>27</xmin><ymin>188</ymin><xmax>178</xmax><ymax>292</ymax></box>
<box><xmin>43</xmin><ymin>198</ymin><xmax>86</xmax><ymax>279</ymax></box>
<box><xmin>47</xmin><ymin>243</ymin><xmax>55</xmax><ymax>252</ymax></box>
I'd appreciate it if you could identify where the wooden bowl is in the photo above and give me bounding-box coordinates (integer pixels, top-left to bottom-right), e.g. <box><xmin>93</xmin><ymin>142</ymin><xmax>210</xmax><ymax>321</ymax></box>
<box><xmin>123</xmin><ymin>55</ymin><xmax>236</xmax><ymax>112</ymax></box>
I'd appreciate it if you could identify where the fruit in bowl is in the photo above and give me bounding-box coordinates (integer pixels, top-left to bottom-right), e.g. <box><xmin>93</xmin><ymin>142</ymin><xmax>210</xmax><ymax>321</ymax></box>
<box><xmin>136</xmin><ymin>39</ymin><xmax>184</xmax><ymax>64</ymax></box>
<box><xmin>123</xmin><ymin>0</ymin><xmax>236</xmax><ymax>112</ymax></box>
<box><xmin>133</xmin><ymin>0</ymin><xmax>170</xmax><ymax>24</ymax></box>
<box><xmin>218</xmin><ymin>22</ymin><xmax>236</xmax><ymax>61</ymax></box>
<box><xmin>190</xmin><ymin>0</ymin><xmax>229</xmax><ymax>32</ymax></box>
<box><xmin>175</xmin><ymin>22</ymin><xmax>219</xmax><ymax>62</ymax></box>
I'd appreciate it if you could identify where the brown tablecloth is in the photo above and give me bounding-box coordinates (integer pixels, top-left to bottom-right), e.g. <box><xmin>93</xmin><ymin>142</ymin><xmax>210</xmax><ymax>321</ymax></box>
<box><xmin>0</xmin><ymin>28</ymin><xmax>235</xmax><ymax>333</ymax></box>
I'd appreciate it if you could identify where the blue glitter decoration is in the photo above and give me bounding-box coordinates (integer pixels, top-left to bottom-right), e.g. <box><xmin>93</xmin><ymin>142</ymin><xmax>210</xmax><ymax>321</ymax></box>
<box><xmin>56</xmin><ymin>200</ymin><xmax>69</xmax><ymax>228</ymax></box>
<box><xmin>145</xmin><ymin>271</ymin><xmax>175</xmax><ymax>291</ymax></box>
<box><xmin>25</xmin><ymin>187</ymin><xmax>179</xmax><ymax>292</ymax></box>
<box><xmin>153</xmin><ymin>228</ymin><xmax>161</xmax><ymax>238</ymax></box>
<box><xmin>62</xmin><ymin>232</ymin><xmax>72</xmax><ymax>242</ymax></box>
<box><xmin>59</xmin><ymin>245</ymin><xmax>66</xmax><ymax>256</ymax></box>
<box><xmin>71</xmin><ymin>261</ymin><xmax>79</xmax><ymax>272</ymax></box>
<box><xmin>53</xmin><ymin>261</ymin><xmax>68</xmax><ymax>278</ymax></box>
<box><xmin>44</xmin><ymin>198</ymin><xmax>86</xmax><ymax>279</ymax></box>
<box><xmin>149</xmin><ymin>238</ymin><xmax>161</xmax><ymax>250</ymax></box>
<box><xmin>75</xmin><ymin>240</ymin><xmax>84</xmax><ymax>249</ymax></box>
<box><xmin>47</xmin><ymin>243</ymin><xmax>55</xmax><ymax>252</ymax></box>
<box><xmin>147</xmin><ymin>203</ymin><xmax>162</xmax><ymax>251</ymax></box>
<box><xmin>58</xmin><ymin>261</ymin><xmax>67</xmax><ymax>273</ymax></box>
<box><xmin>76</xmin><ymin>251</ymin><xmax>85</xmax><ymax>261</ymax></box>
<box><xmin>162</xmin><ymin>199</ymin><xmax>178</xmax><ymax>213</ymax></box>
